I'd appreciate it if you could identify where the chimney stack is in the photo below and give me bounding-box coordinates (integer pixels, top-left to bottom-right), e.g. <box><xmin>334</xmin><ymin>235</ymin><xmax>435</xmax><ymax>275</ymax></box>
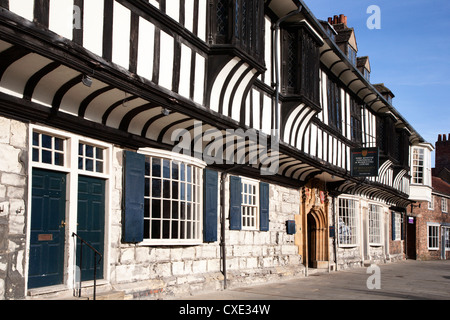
<box><xmin>328</xmin><ymin>14</ymin><xmax>348</xmax><ymax>27</ymax></box>
<box><xmin>435</xmin><ymin>133</ymin><xmax>450</xmax><ymax>177</ymax></box>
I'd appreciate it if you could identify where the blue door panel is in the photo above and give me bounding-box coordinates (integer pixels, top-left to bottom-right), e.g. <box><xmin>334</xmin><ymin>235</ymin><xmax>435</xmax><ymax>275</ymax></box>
<box><xmin>29</xmin><ymin>169</ymin><xmax>66</xmax><ymax>289</ymax></box>
<box><xmin>76</xmin><ymin>176</ymin><xmax>105</xmax><ymax>281</ymax></box>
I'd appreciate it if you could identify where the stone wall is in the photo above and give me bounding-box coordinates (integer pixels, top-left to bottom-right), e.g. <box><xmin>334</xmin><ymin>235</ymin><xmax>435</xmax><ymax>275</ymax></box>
<box><xmin>0</xmin><ymin>116</ymin><xmax>28</xmax><ymax>300</ymax></box>
<box><xmin>109</xmin><ymin>146</ymin><xmax>304</xmax><ymax>299</ymax></box>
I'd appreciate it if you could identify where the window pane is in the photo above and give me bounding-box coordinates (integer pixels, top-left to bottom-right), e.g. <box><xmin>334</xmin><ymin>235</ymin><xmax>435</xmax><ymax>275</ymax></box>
<box><xmin>180</xmin><ymin>221</ymin><xmax>185</xmax><ymax>239</ymax></box>
<box><xmin>163</xmin><ymin>180</ymin><xmax>170</xmax><ymax>199</ymax></box>
<box><xmin>152</xmin><ymin>179</ymin><xmax>161</xmax><ymax>198</ymax></box>
<box><xmin>163</xmin><ymin>159</ymin><xmax>170</xmax><ymax>178</ymax></box>
<box><xmin>33</xmin><ymin>132</ymin><xmax>39</xmax><ymax>146</ymax></box>
<box><xmin>85</xmin><ymin>144</ymin><xmax>94</xmax><ymax>158</ymax></box>
<box><xmin>54</xmin><ymin>152</ymin><xmax>64</xmax><ymax>166</ymax></box>
<box><xmin>180</xmin><ymin>201</ymin><xmax>185</xmax><ymax>219</ymax></box>
<box><xmin>180</xmin><ymin>164</ymin><xmax>185</xmax><ymax>181</ymax></box>
<box><xmin>32</xmin><ymin>148</ymin><xmax>39</xmax><ymax>162</ymax></box>
<box><xmin>187</xmin><ymin>165</ymin><xmax>192</xmax><ymax>182</ymax></box>
<box><xmin>85</xmin><ymin>159</ymin><xmax>94</xmax><ymax>171</ymax></box>
<box><xmin>187</xmin><ymin>203</ymin><xmax>191</xmax><ymax>220</ymax></box>
<box><xmin>187</xmin><ymin>184</ymin><xmax>191</xmax><ymax>201</ymax></box>
<box><xmin>42</xmin><ymin>134</ymin><xmax>52</xmax><ymax>149</ymax></box>
<box><xmin>151</xmin><ymin>220</ymin><xmax>161</xmax><ymax>239</ymax></box>
<box><xmin>172</xmin><ymin>161</ymin><xmax>179</xmax><ymax>180</ymax></box>
<box><xmin>96</xmin><ymin>147</ymin><xmax>103</xmax><ymax>160</ymax></box>
<box><xmin>180</xmin><ymin>182</ymin><xmax>185</xmax><ymax>200</ymax></box>
<box><xmin>152</xmin><ymin>199</ymin><xmax>161</xmax><ymax>218</ymax></box>
<box><xmin>163</xmin><ymin>220</ymin><xmax>170</xmax><ymax>239</ymax></box>
<box><xmin>172</xmin><ymin>181</ymin><xmax>179</xmax><ymax>200</ymax></box>
<box><xmin>54</xmin><ymin>138</ymin><xmax>64</xmax><ymax>151</ymax></box>
<box><xmin>152</xmin><ymin>158</ymin><xmax>161</xmax><ymax>177</ymax></box>
<box><xmin>144</xmin><ymin>220</ymin><xmax>150</xmax><ymax>239</ymax></box>
<box><xmin>172</xmin><ymin>221</ymin><xmax>179</xmax><ymax>239</ymax></box>
<box><xmin>145</xmin><ymin>158</ymin><xmax>151</xmax><ymax>176</ymax></box>
<box><xmin>172</xmin><ymin>201</ymin><xmax>179</xmax><ymax>219</ymax></box>
<box><xmin>163</xmin><ymin>200</ymin><xmax>170</xmax><ymax>219</ymax></box>
<box><xmin>145</xmin><ymin>178</ymin><xmax>150</xmax><ymax>197</ymax></box>
<box><xmin>42</xmin><ymin>150</ymin><xmax>52</xmax><ymax>164</ymax></box>
<box><xmin>96</xmin><ymin>161</ymin><xmax>103</xmax><ymax>173</ymax></box>
<box><xmin>144</xmin><ymin>199</ymin><xmax>150</xmax><ymax>218</ymax></box>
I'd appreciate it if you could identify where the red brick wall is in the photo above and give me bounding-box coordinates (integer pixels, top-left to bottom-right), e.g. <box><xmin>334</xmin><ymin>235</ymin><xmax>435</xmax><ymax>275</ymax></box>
<box><xmin>389</xmin><ymin>212</ymin><xmax>404</xmax><ymax>258</ymax></box>
<box><xmin>408</xmin><ymin>198</ymin><xmax>450</xmax><ymax>260</ymax></box>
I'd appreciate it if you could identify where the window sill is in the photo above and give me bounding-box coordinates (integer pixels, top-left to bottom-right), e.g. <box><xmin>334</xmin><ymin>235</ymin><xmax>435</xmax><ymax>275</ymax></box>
<box><xmin>369</xmin><ymin>243</ymin><xmax>383</xmax><ymax>247</ymax></box>
<box><xmin>139</xmin><ymin>240</ymin><xmax>203</xmax><ymax>247</ymax></box>
<box><xmin>338</xmin><ymin>244</ymin><xmax>358</xmax><ymax>249</ymax></box>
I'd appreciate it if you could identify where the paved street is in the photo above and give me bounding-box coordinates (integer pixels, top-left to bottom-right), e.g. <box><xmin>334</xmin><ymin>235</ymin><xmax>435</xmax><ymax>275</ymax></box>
<box><xmin>177</xmin><ymin>260</ymin><xmax>450</xmax><ymax>300</ymax></box>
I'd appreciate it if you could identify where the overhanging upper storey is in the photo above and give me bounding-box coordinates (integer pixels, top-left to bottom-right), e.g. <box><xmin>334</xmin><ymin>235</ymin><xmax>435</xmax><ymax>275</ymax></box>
<box><xmin>0</xmin><ymin>0</ymin><xmax>421</xmax><ymax>207</ymax></box>
<box><xmin>291</xmin><ymin>1</ymin><xmax>425</xmax><ymax>146</ymax></box>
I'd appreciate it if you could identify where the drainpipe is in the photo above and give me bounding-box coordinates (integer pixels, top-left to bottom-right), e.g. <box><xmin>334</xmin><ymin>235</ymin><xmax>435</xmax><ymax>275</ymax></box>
<box><xmin>220</xmin><ymin>165</ymin><xmax>243</xmax><ymax>290</ymax></box>
<box><xmin>272</xmin><ymin>4</ymin><xmax>303</xmax><ymax>142</ymax></box>
<box><xmin>332</xmin><ymin>195</ymin><xmax>338</xmax><ymax>271</ymax></box>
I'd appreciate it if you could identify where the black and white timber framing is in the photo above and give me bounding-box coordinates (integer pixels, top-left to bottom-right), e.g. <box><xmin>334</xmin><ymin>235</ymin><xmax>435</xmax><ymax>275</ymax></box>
<box><xmin>0</xmin><ymin>0</ymin><xmax>425</xmax><ymax>207</ymax></box>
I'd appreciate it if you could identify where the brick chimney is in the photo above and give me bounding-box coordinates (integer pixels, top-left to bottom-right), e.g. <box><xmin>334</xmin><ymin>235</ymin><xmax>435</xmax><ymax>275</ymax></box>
<box><xmin>328</xmin><ymin>14</ymin><xmax>347</xmax><ymax>27</ymax></box>
<box><xmin>435</xmin><ymin>133</ymin><xmax>450</xmax><ymax>175</ymax></box>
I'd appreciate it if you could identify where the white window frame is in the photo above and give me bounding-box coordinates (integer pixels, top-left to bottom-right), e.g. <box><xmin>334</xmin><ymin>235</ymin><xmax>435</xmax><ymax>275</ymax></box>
<box><xmin>78</xmin><ymin>141</ymin><xmax>106</xmax><ymax>174</ymax></box>
<box><xmin>442</xmin><ymin>197</ymin><xmax>448</xmax><ymax>213</ymax></box>
<box><xmin>32</xmin><ymin>130</ymin><xmax>68</xmax><ymax>169</ymax></box>
<box><xmin>30</xmin><ymin>126</ymin><xmax>111</xmax><ymax>179</ymax></box>
<box><xmin>139</xmin><ymin>148</ymin><xmax>206</xmax><ymax>246</ymax></box>
<box><xmin>411</xmin><ymin>147</ymin><xmax>424</xmax><ymax>185</ymax></box>
<box><xmin>427</xmin><ymin>223</ymin><xmax>440</xmax><ymax>250</ymax></box>
<box><xmin>444</xmin><ymin>227</ymin><xmax>450</xmax><ymax>251</ymax></box>
<box><xmin>241</xmin><ymin>177</ymin><xmax>260</xmax><ymax>231</ymax></box>
<box><xmin>428</xmin><ymin>196</ymin><xmax>434</xmax><ymax>210</ymax></box>
<box><xmin>393</xmin><ymin>212</ymin><xmax>402</xmax><ymax>241</ymax></box>
<box><xmin>337</xmin><ymin>197</ymin><xmax>358</xmax><ymax>247</ymax></box>
<box><xmin>369</xmin><ymin>204</ymin><xmax>382</xmax><ymax>245</ymax></box>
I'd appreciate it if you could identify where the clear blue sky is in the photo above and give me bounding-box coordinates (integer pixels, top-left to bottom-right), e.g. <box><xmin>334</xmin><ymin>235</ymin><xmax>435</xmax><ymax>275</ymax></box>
<box><xmin>304</xmin><ymin>0</ymin><xmax>450</xmax><ymax>165</ymax></box>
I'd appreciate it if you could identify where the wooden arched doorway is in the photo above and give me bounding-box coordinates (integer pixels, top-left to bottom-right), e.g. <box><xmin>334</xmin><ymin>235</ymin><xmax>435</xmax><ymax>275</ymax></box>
<box><xmin>306</xmin><ymin>208</ymin><xmax>329</xmax><ymax>269</ymax></box>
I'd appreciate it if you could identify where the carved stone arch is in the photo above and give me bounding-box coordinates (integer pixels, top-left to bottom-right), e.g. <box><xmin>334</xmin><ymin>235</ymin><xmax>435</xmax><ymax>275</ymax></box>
<box><xmin>296</xmin><ymin>181</ymin><xmax>330</xmax><ymax>269</ymax></box>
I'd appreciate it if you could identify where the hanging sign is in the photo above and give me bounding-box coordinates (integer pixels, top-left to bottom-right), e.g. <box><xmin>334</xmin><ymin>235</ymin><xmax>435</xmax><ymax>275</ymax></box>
<box><xmin>350</xmin><ymin>147</ymin><xmax>379</xmax><ymax>177</ymax></box>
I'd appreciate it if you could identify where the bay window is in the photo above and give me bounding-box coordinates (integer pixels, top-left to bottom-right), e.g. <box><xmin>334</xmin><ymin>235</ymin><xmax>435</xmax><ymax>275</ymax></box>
<box><xmin>412</xmin><ymin>148</ymin><xmax>424</xmax><ymax>184</ymax></box>
<box><xmin>144</xmin><ymin>156</ymin><xmax>203</xmax><ymax>244</ymax></box>
<box><xmin>211</xmin><ymin>0</ymin><xmax>264</xmax><ymax>63</ymax></box>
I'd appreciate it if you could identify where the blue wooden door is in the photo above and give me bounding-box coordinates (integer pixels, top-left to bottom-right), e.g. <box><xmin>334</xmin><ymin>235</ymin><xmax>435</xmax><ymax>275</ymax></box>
<box><xmin>29</xmin><ymin>169</ymin><xmax>66</xmax><ymax>289</ymax></box>
<box><xmin>76</xmin><ymin>176</ymin><xmax>105</xmax><ymax>281</ymax></box>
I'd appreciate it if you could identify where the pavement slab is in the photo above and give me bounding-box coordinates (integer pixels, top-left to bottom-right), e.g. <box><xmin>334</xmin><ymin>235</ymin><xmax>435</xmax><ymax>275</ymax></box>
<box><xmin>176</xmin><ymin>260</ymin><xmax>450</xmax><ymax>300</ymax></box>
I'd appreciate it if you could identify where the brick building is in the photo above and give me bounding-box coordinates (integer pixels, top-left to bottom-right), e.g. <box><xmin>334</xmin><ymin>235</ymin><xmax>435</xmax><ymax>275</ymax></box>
<box><xmin>407</xmin><ymin>134</ymin><xmax>450</xmax><ymax>260</ymax></box>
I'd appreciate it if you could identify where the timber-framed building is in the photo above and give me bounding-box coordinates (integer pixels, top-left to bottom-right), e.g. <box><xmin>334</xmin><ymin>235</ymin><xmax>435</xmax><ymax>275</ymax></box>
<box><xmin>0</xmin><ymin>0</ymin><xmax>429</xmax><ymax>299</ymax></box>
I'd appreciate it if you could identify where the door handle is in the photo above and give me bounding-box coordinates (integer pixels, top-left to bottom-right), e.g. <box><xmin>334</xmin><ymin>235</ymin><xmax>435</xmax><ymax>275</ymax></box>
<box><xmin>60</xmin><ymin>220</ymin><xmax>67</xmax><ymax>228</ymax></box>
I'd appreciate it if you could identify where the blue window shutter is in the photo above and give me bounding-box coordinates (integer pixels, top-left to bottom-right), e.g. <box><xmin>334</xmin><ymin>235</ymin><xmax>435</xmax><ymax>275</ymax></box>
<box><xmin>123</xmin><ymin>151</ymin><xmax>145</xmax><ymax>243</ymax></box>
<box><xmin>203</xmin><ymin>169</ymin><xmax>218</xmax><ymax>242</ymax></box>
<box><xmin>260</xmin><ymin>182</ymin><xmax>270</xmax><ymax>231</ymax></box>
<box><xmin>229</xmin><ymin>176</ymin><xmax>242</xmax><ymax>230</ymax></box>
<box><xmin>391</xmin><ymin>212</ymin><xmax>396</xmax><ymax>241</ymax></box>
